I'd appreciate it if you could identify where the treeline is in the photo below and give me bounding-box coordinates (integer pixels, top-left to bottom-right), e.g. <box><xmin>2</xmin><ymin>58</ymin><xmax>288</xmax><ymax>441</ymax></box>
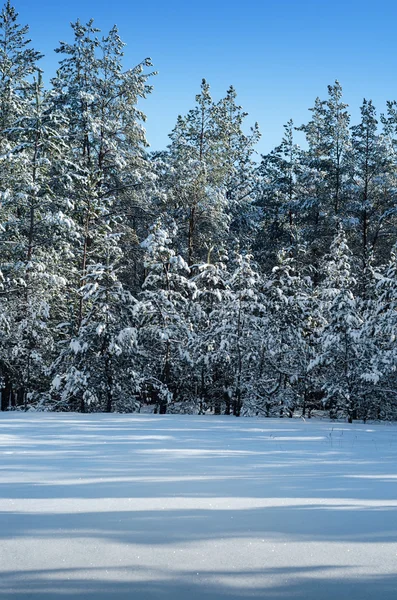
<box><xmin>1</xmin><ymin>2</ymin><xmax>397</xmax><ymax>420</ymax></box>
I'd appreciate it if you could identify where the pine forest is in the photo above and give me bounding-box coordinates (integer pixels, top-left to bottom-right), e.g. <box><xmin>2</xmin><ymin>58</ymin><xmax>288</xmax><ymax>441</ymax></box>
<box><xmin>2</xmin><ymin>1</ymin><xmax>397</xmax><ymax>422</ymax></box>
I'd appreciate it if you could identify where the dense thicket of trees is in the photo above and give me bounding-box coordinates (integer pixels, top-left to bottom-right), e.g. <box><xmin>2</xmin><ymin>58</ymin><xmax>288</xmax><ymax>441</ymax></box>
<box><xmin>1</xmin><ymin>2</ymin><xmax>397</xmax><ymax>420</ymax></box>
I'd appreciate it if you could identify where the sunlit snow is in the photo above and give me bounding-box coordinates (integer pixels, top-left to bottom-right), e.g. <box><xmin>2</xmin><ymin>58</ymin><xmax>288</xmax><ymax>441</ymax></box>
<box><xmin>0</xmin><ymin>414</ymin><xmax>396</xmax><ymax>599</ymax></box>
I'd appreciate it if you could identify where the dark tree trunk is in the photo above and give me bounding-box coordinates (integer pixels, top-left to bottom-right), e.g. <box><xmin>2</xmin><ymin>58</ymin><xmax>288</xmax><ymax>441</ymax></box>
<box><xmin>1</xmin><ymin>375</ymin><xmax>12</xmax><ymax>411</ymax></box>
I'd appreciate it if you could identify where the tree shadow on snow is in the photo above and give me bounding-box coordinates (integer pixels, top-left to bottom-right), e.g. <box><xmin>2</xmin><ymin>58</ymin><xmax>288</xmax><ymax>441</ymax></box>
<box><xmin>0</xmin><ymin>565</ymin><xmax>396</xmax><ymax>600</ymax></box>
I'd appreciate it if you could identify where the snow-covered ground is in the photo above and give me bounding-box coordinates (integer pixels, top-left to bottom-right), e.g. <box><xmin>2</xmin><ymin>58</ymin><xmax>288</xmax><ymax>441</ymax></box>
<box><xmin>0</xmin><ymin>414</ymin><xmax>396</xmax><ymax>599</ymax></box>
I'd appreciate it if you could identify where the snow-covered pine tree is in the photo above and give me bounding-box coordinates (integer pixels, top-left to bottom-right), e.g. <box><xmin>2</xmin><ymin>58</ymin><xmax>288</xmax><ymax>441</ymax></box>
<box><xmin>189</xmin><ymin>251</ymin><xmax>231</xmax><ymax>414</ymax></box>
<box><xmin>0</xmin><ymin>1</ymin><xmax>43</xmax><ymax>143</ymax></box>
<box><xmin>226</xmin><ymin>251</ymin><xmax>266</xmax><ymax>416</ymax></box>
<box><xmin>51</xmin><ymin>231</ymin><xmax>139</xmax><ymax>413</ymax></box>
<box><xmin>162</xmin><ymin>81</ymin><xmax>259</xmax><ymax>266</ymax></box>
<box><xmin>0</xmin><ymin>5</ymin><xmax>69</xmax><ymax>409</ymax></box>
<box><xmin>138</xmin><ymin>220</ymin><xmax>195</xmax><ymax>413</ymax></box>
<box><xmin>257</xmin><ymin>120</ymin><xmax>303</xmax><ymax>266</ymax></box>
<box><xmin>51</xmin><ymin>18</ymin><xmax>155</xmax><ymax>325</ymax></box>
<box><xmin>49</xmin><ymin>20</ymin><xmax>155</xmax><ymax>411</ymax></box>
<box><xmin>260</xmin><ymin>248</ymin><xmax>320</xmax><ymax>417</ymax></box>
<box><xmin>214</xmin><ymin>86</ymin><xmax>261</xmax><ymax>249</ymax></box>
<box><xmin>297</xmin><ymin>82</ymin><xmax>351</xmax><ymax>263</ymax></box>
<box><xmin>163</xmin><ymin>79</ymin><xmax>229</xmax><ymax>265</ymax></box>
<box><xmin>311</xmin><ymin>228</ymin><xmax>365</xmax><ymax>422</ymax></box>
<box><xmin>349</xmin><ymin>99</ymin><xmax>391</xmax><ymax>281</ymax></box>
<box><xmin>365</xmin><ymin>246</ymin><xmax>397</xmax><ymax>419</ymax></box>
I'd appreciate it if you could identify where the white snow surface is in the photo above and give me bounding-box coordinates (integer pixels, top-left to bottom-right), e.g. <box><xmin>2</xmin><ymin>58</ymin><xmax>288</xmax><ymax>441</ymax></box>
<box><xmin>0</xmin><ymin>414</ymin><xmax>396</xmax><ymax>599</ymax></box>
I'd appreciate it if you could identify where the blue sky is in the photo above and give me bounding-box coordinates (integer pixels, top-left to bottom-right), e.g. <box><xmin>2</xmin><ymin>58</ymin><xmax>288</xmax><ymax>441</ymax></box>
<box><xmin>12</xmin><ymin>0</ymin><xmax>397</xmax><ymax>155</ymax></box>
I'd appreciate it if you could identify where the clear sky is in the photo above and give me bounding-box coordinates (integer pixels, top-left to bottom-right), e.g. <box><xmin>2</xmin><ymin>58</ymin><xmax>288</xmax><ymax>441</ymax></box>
<box><xmin>10</xmin><ymin>0</ymin><xmax>397</xmax><ymax>155</ymax></box>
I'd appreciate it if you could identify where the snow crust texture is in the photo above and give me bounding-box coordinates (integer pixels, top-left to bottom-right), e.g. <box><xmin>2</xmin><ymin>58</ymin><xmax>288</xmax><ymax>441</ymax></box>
<box><xmin>0</xmin><ymin>414</ymin><xmax>396</xmax><ymax>599</ymax></box>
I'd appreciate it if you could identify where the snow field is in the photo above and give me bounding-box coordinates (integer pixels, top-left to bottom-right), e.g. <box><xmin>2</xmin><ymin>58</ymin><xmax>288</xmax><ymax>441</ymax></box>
<box><xmin>0</xmin><ymin>413</ymin><xmax>396</xmax><ymax>599</ymax></box>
